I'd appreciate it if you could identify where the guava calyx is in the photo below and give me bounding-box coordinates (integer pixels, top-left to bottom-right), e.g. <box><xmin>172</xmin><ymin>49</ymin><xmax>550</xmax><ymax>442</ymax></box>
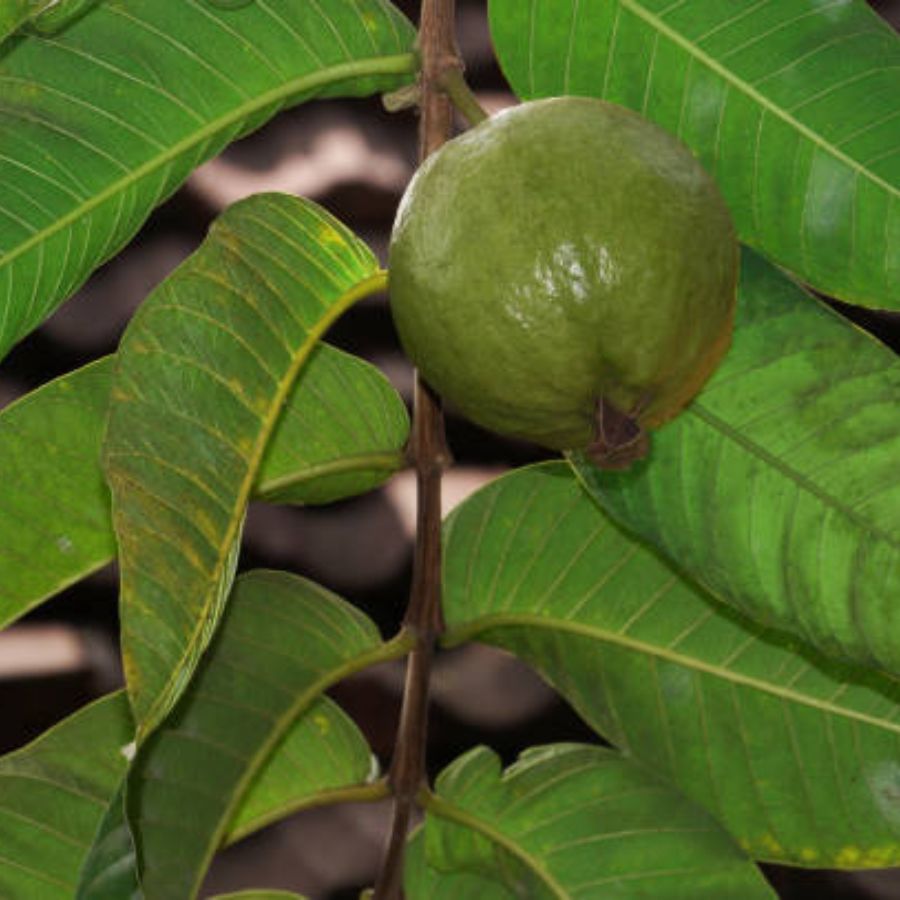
<box><xmin>588</xmin><ymin>397</ymin><xmax>650</xmax><ymax>470</ymax></box>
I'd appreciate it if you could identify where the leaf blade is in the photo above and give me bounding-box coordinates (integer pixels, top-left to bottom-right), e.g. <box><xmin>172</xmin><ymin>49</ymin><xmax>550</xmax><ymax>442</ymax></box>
<box><xmin>0</xmin><ymin>342</ymin><xmax>407</xmax><ymax>628</ymax></box>
<box><xmin>102</xmin><ymin>193</ymin><xmax>384</xmax><ymax>738</ymax></box>
<box><xmin>488</xmin><ymin>0</ymin><xmax>900</xmax><ymax>308</ymax></box>
<box><xmin>126</xmin><ymin>569</ymin><xmax>401</xmax><ymax>900</ymax></box>
<box><xmin>405</xmin><ymin>828</ymin><xmax>513</xmax><ymax>899</ymax></box>
<box><xmin>442</xmin><ymin>463</ymin><xmax>900</xmax><ymax>866</ymax></box>
<box><xmin>0</xmin><ymin>692</ymin><xmax>133</xmax><ymax>900</ymax></box>
<box><xmin>0</xmin><ymin>357</ymin><xmax>115</xmax><ymax>623</ymax></box>
<box><xmin>411</xmin><ymin>744</ymin><xmax>773</xmax><ymax>898</ymax></box>
<box><xmin>572</xmin><ymin>250</ymin><xmax>900</xmax><ymax>674</ymax></box>
<box><xmin>0</xmin><ymin>0</ymin><xmax>416</xmax><ymax>359</ymax></box>
<box><xmin>208</xmin><ymin>893</ymin><xmax>308</xmax><ymax>900</ymax></box>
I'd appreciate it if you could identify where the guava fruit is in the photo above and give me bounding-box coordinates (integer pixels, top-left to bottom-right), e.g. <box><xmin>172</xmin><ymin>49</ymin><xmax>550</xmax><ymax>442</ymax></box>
<box><xmin>388</xmin><ymin>96</ymin><xmax>738</xmax><ymax>468</ymax></box>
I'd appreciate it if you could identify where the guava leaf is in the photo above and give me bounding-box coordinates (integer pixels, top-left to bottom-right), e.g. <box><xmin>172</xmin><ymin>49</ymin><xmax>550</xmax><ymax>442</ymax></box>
<box><xmin>405</xmin><ymin>828</ymin><xmax>512</xmax><ymax>899</ymax></box>
<box><xmin>24</xmin><ymin>0</ymin><xmax>102</xmax><ymax>35</ymax></box>
<box><xmin>208</xmin><ymin>893</ymin><xmax>307</xmax><ymax>900</ymax></box>
<box><xmin>443</xmin><ymin>463</ymin><xmax>900</xmax><ymax>867</ymax></box>
<box><xmin>409</xmin><ymin>744</ymin><xmax>774</xmax><ymax>898</ymax></box>
<box><xmin>123</xmin><ymin>570</ymin><xmax>401</xmax><ymax>900</ymax></box>
<box><xmin>0</xmin><ymin>0</ymin><xmax>33</xmax><ymax>43</ymax></box>
<box><xmin>222</xmin><ymin>696</ymin><xmax>379</xmax><ymax>848</ymax></box>
<box><xmin>571</xmin><ymin>249</ymin><xmax>900</xmax><ymax>675</ymax></box>
<box><xmin>75</xmin><ymin>696</ymin><xmax>372</xmax><ymax>900</ymax></box>
<box><xmin>488</xmin><ymin>0</ymin><xmax>900</xmax><ymax>310</ymax></box>
<box><xmin>0</xmin><ymin>692</ymin><xmax>133</xmax><ymax>900</ymax></box>
<box><xmin>0</xmin><ymin>341</ymin><xmax>408</xmax><ymax>629</ymax></box>
<box><xmin>102</xmin><ymin>193</ymin><xmax>385</xmax><ymax>740</ymax></box>
<box><xmin>2</xmin><ymin>569</ymin><xmax>392</xmax><ymax>900</ymax></box>
<box><xmin>75</xmin><ymin>783</ymin><xmax>140</xmax><ymax>900</ymax></box>
<box><xmin>255</xmin><ymin>342</ymin><xmax>409</xmax><ymax>506</ymax></box>
<box><xmin>0</xmin><ymin>0</ymin><xmax>77</xmax><ymax>45</ymax></box>
<box><xmin>0</xmin><ymin>358</ymin><xmax>115</xmax><ymax>624</ymax></box>
<box><xmin>0</xmin><ymin>0</ymin><xmax>416</xmax><ymax>360</ymax></box>
<box><xmin>0</xmin><ymin>0</ymin><xmax>103</xmax><ymax>46</ymax></box>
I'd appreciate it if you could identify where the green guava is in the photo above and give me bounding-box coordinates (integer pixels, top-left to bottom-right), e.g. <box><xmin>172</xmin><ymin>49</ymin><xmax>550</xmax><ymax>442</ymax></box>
<box><xmin>388</xmin><ymin>96</ymin><xmax>738</xmax><ymax>468</ymax></box>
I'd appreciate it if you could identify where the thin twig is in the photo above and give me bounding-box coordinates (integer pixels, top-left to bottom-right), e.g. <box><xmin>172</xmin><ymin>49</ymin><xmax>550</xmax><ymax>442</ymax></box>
<box><xmin>371</xmin><ymin>1</ymin><xmax>457</xmax><ymax>897</ymax></box>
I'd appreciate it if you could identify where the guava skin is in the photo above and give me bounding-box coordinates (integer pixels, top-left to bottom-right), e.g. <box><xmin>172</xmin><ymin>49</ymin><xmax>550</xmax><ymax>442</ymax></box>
<box><xmin>389</xmin><ymin>96</ymin><xmax>738</xmax><ymax>458</ymax></box>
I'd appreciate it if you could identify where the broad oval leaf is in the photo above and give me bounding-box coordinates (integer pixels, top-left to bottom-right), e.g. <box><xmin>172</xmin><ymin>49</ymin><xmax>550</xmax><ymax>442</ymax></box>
<box><xmin>208</xmin><ymin>893</ymin><xmax>307</xmax><ymax>900</ymax></box>
<box><xmin>0</xmin><ymin>0</ymin><xmax>53</xmax><ymax>45</ymax></box>
<box><xmin>78</xmin><ymin>698</ymin><xmax>379</xmax><ymax>900</ymax></box>
<box><xmin>26</xmin><ymin>0</ymin><xmax>101</xmax><ymax>35</ymax></box>
<box><xmin>488</xmin><ymin>0</ymin><xmax>900</xmax><ymax>309</ymax></box>
<box><xmin>443</xmin><ymin>463</ymin><xmax>900</xmax><ymax>867</ymax></box>
<box><xmin>256</xmin><ymin>341</ymin><xmax>409</xmax><ymax>506</ymax></box>
<box><xmin>0</xmin><ymin>0</ymin><xmax>416</xmax><ymax>360</ymax></box>
<box><xmin>0</xmin><ymin>356</ymin><xmax>115</xmax><ymax>623</ymax></box>
<box><xmin>223</xmin><ymin>695</ymin><xmax>380</xmax><ymax>848</ymax></box>
<box><xmin>0</xmin><ymin>342</ymin><xmax>408</xmax><ymax>628</ymax></box>
<box><xmin>405</xmin><ymin>828</ymin><xmax>511</xmax><ymax>899</ymax></box>
<box><xmin>572</xmin><ymin>249</ymin><xmax>900</xmax><ymax>674</ymax></box>
<box><xmin>75</xmin><ymin>782</ymin><xmax>140</xmax><ymax>900</ymax></box>
<box><xmin>410</xmin><ymin>744</ymin><xmax>773</xmax><ymax>898</ymax></box>
<box><xmin>102</xmin><ymin>193</ymin><xmax>385</xmax><ymax>739</ymax></box>
<box><xmin>124</xmin><ymin>570</ymin><xmax>403</xmax><ymax>900</ymax></box>
<box><xmin>0</xmin><ymin>692</ymin><xmax>132</xmax><ymax>900</ymax></box>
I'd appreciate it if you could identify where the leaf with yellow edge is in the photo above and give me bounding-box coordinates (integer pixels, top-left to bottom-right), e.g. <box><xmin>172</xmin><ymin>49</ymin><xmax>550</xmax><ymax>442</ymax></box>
<box><xmin>0</xmin><ymin>339</ymin><xmax>408</xmax><ymax>629</ymax></box>
<box><xmin>103</xmin><ymin>193</ymin><xmax>385</xmax><ymax>740</ymax></box>
<box><xmin>443</xmin><ymin>463</ymin><xmax>900</xmax><ymax>868</ymax></box>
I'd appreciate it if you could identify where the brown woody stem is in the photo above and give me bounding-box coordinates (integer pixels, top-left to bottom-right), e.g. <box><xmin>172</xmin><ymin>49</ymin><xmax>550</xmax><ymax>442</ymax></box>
<box><xmin>371</xmin><ymin>1</ymin><xmax>457</xmax><ymax>897</ymax></box>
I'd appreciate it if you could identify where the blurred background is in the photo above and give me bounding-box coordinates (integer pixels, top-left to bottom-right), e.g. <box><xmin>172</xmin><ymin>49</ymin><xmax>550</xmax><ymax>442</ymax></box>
<box><xmin>1</xmin><ymin>1</ymin><xmax>899</xmax><ymax>897</ymax></box>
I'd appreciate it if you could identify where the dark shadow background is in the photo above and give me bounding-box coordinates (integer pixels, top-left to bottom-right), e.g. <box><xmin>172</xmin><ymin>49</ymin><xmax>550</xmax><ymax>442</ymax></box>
<box><xmin>1</xmin><ymin>1</ymin><xmax>899</xmax><ymax>896</ymax></box>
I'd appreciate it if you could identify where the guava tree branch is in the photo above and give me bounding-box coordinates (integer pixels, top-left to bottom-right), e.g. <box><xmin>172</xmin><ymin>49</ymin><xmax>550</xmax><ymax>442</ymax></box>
<box><xmin>371</xmin><ymin>1</ymin><xmax>457</xmax><ymax>898</ymax></box>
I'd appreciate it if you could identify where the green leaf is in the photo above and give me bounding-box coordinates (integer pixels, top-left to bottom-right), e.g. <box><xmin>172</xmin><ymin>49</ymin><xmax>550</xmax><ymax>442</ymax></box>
<box><xmin>76</xmin><ymin>783</ymin><xmax>140</xmax><ymax>900</ymax></box>
<box><xmin>223</xmin><ymin>695</ymin><xmax>379</xmax><ymax>847</ymax></box>
<box><xmin>256</xmin><ymin>341</ymin><xmax>409</xmax><ymax>506</ymax></box>
<box><xmin>411</xmin><ymin>744</ymin><xmax>773</xmax><ymax>898</ymax></box>
<box><xmin>0</xmin><ymin>340</ymin><xmax>408</xmax><ymax>629</ymax></box>
<box><xmin>0</xmin><ymin>0</ymin><xmax>416</xmax><ymax>359</ymax></box>
<box><xmin>488</xmin><ymin>0</ymin><xmax>900</xmax><ymax>309</ymax></box>
<box><xmin>405</xmin><ymin>827</ymin><xmax>512</xmax><ymax>899</ymax></box>
<box><xmin>103</xmin><ymin>193</ymin><xmax>386</xmax><ymax>739</ymax></box>
<box><xmin>26</xmin><ymin>0</ymin><xmax>102</xmax><ymax>35</ymax></box>
<box><xmin>571</xmin><ymin>249</ymin><xmax>900</xmax><ymax>674</ymax></box>
<box><xmin>0</xmin><ymin>692</ymin><xmax>132</xmax><ymax>900</ymax></box>
<box><xmin>443</xmin><ymin>463</ymin><xmax>900</xmax><ymax>867</ymax></box>
<box><xmin>212</xmin><ymin>890</ymin><xmax>304</xmax><ymax>900</ymax></box>
<box><xmin>208</xmin><ymin>893</ymin><xmax>307</xmax><ymax>900</ymax></box>
<box><xmin>0</xmin><ymin>0</ymin><xmax>52</xmax><ymax>44</ymax></box>
<box><xmin>1</xmin><ymin>0</ymin><xmax>104</xmax><ymax>43</ymax></box>
<box><xmin>126</xmin><ymin>569</ymin><xmax>403</xmax><ymax>900</ymax></box>
<box><xmin>0</xmin><ymin>357</ymin><xmax>115</xmax><ymax>625</ymax></box>
<box><xmin>78</xmin><ymin>700</ymin><xmax>377</xmax><ymax>900</ymax></box>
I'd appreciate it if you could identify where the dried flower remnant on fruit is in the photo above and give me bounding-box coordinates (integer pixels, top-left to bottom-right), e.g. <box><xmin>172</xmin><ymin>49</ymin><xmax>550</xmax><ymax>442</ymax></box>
<box><xmin>588</xmin><ymin>396</ymin><xmax>650</xmax><ymax>470</ymax></box>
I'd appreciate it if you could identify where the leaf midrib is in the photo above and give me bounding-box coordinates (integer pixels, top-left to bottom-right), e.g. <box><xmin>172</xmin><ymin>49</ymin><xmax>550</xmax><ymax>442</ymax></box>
<box><xmin>445</xmin><ymin>613</ymin><xmax>900</xmax><ymax>736</ymax></box>
<box><xmin>133</xmin><ymin>269</ymin><xmax>389</xmax><ymax>740</ymax></box>
<box><xmin>621</xmin><ymin>0</ymin><xmax>899</xmax><ymax>200</ymax></box>
<box><xmin>256</xmin><ymin>450</ymin><xmax>406</xmax><ymax>497</ymax></box>
<box><xmin>0</xmin><ymin>53</ymin><xmax>417</xmax><ymax>276</ymax></box>
<box><xmin>224</xmin><ymin>780</ymin><xmax>389</xmax><ymax>847</ymax></box>
<box><xmin>177</xmin><ymin>631</ymin><xmax>412</xmax><ymax>899</ymax></box>
<box><xmin>687</xmin><ymin>401</ymin><xmax>900</xmax><ymax>552</ymax></box>
<box><xmin>421</xmin><ymin>790</ymin><xmax>568</xmax><ymax>899</ymax></box>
